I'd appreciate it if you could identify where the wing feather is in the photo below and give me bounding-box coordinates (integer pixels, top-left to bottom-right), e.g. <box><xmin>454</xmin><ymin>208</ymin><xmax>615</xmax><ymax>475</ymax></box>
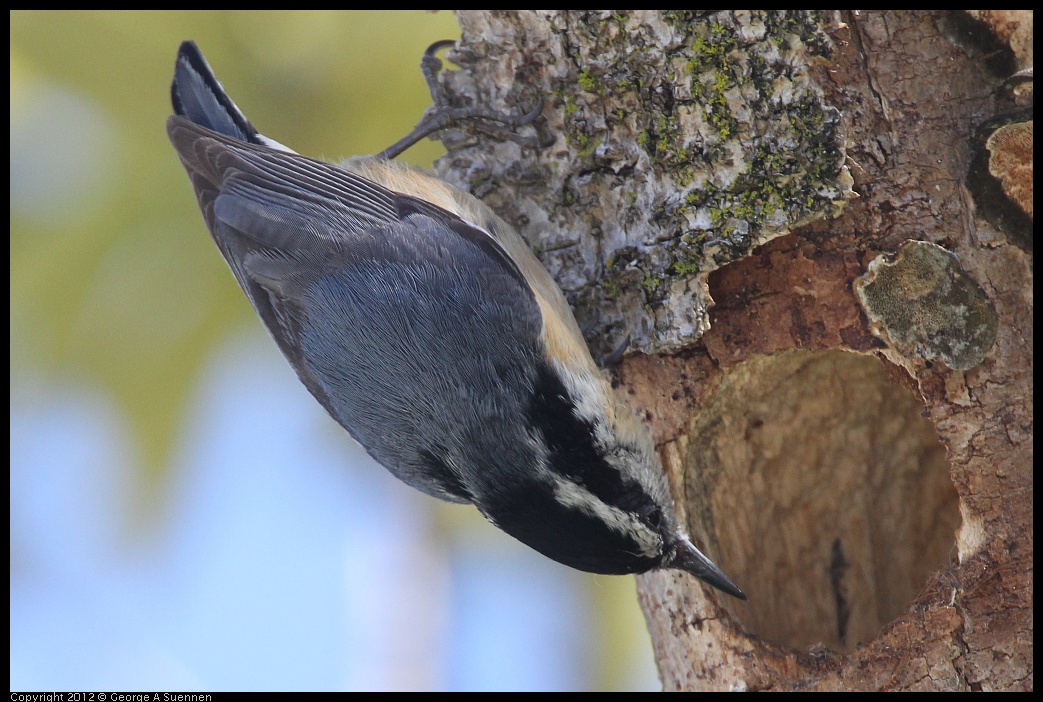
<box><xmin>168</xmin><ymin>116</ymin><xmax>544</xmax><ymax>502</ymax></box>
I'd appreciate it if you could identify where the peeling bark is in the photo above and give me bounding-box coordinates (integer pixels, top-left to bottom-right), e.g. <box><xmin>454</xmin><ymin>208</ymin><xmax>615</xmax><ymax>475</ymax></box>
<box><xmin>439</xmin><ymin>10</ymin><xmax>1031</xmax><ymax>691</ymax></box>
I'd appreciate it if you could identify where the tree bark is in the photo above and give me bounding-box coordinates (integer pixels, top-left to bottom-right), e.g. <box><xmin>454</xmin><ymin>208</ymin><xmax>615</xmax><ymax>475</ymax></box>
<box><xmin>437</xmin><ymin>10</ymin><xmax>1032</xmax><ymax>691</ymax></box>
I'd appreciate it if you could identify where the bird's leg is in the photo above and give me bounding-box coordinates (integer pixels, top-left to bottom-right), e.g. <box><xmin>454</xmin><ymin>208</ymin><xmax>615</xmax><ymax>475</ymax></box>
<box><xmin>378</xmin><ymin>40</ymin><xmax>550</xmax><ymax>160</ymax></box>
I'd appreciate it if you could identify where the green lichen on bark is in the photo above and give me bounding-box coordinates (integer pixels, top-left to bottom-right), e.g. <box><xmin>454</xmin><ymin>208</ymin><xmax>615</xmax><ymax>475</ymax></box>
<box><xmin>446</xmin><ymin>11</ymin><xmax>853</xmax><ymax>352</ymax></box>
<box><xmin>555</xmin><ymin>11</ymin><xmax>848</xmax><ymax>312</ymax></box>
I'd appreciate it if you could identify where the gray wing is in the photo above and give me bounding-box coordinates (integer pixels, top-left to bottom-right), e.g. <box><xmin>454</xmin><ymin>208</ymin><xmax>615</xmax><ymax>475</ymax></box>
<box><xmin>168</xmin><ymin>117</ymin><xmax>544</xmax><ymax>503</ymax></box>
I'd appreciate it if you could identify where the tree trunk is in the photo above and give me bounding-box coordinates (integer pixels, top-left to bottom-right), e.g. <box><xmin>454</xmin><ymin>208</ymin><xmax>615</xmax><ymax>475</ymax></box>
<box><xmin>437</xmin><ymin>10</ymin><xmax>1032</xmax><ymax>691</ymax></box>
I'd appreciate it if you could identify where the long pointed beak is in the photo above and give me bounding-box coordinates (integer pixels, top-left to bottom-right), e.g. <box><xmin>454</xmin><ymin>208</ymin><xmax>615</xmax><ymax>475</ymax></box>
<box><xmin>667</xmin><ymin>536</ymin><xmax>747</xmax><ymax>600</ymax></box>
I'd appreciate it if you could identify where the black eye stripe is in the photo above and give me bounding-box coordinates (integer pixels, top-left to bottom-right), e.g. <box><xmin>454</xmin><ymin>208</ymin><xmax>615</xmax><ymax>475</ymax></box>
<box><xmin>526</xmin><ymin>364</ymin><xmax>664</xmax><ymax>528</ymax></box>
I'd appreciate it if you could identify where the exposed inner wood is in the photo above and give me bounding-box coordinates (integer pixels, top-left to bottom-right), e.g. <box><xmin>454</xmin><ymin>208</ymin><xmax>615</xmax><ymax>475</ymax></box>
<box><xmin>682</xmin><ymin>349</ymin><xmax>959</xmax><ymax>652</ymax></box>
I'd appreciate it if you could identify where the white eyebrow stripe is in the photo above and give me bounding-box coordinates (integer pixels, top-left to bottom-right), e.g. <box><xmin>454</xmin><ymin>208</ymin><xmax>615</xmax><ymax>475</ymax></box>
<box><xmin>550</xmin><ymin>477</ymin><xmax>662</xmax><ymax>558</ymax></box>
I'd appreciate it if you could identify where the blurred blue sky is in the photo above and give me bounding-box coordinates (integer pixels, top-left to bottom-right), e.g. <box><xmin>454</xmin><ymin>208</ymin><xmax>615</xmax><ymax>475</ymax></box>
<box><xmin>12</xmin><ymin>332</ymin><xmax>658</xmax><ymax>690</ymax></box>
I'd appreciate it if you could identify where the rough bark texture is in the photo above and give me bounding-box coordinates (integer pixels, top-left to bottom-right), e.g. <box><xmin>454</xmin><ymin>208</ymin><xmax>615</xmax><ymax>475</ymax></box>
<box><xmin>437</xmin><ymin>10</ymin><xmax>1032</xmax><ymax>692</ymax></box>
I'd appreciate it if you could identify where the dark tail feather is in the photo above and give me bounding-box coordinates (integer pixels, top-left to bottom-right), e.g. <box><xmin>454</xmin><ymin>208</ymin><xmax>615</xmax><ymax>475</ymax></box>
<box><xmin>171</xmin><ymin>40</ymin><xmax>259</xmax><ymax>144</ymax></box>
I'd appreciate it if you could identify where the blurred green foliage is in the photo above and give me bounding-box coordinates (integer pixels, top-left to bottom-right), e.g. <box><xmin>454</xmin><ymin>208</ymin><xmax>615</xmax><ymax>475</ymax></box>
<box><xmin>10</xmin><ymin>11</ymin><xmax>460</xmax><ymax>492</ymax></box>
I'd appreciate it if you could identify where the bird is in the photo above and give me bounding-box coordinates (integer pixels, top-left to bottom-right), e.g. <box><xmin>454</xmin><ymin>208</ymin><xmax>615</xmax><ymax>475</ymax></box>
<box><xmin>166</xmin><ymin>40</ymin><xmax>745</xmax><ymax>599</ymax></box>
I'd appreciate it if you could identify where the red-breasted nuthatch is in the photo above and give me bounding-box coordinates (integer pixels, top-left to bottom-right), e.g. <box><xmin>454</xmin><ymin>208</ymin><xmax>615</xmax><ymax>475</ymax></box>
<box><xmin>167</xmin><ymin>40</ymin><xmax>745</xmax><ymax>599</ymax></box>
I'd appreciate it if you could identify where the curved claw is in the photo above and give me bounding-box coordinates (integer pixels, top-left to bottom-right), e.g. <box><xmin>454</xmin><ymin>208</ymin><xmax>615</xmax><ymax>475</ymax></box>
<box><xmin>515</xmin><ymin>98</ymin><xmax>545</xmax><ymax>127</ymax></box>
<box><xmin>425</xmin><ymin>39</ymin><xmax>458</xmax><ymax>58</ymax></box>
<box><xmin>599</xmin><ymin>333</ymin><xmax>631</xmax><ymax>368</ymax></box>
<box><xmin>420</xmin><ymin>40</ymin><xmax>457</xmax><ymax>109</ymax></box>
